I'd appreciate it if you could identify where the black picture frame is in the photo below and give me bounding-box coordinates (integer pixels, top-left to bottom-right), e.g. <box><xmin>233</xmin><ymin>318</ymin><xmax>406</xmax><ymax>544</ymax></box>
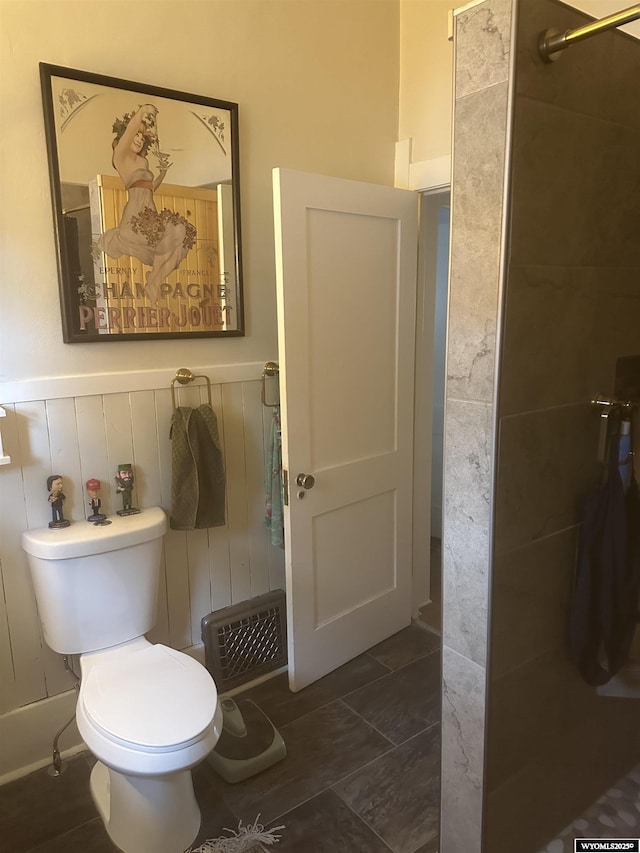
<box><xmin>40</xmin><ymin>63</ymin><xmax>244</xmax><ymax>342</ymax></box>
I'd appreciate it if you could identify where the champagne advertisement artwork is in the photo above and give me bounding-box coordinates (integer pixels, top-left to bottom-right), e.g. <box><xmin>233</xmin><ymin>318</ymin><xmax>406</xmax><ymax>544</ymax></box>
<box><xmin>40</xmin><ymin>64</ymin><xmax>244</xmax><ymax>342</ymax></box>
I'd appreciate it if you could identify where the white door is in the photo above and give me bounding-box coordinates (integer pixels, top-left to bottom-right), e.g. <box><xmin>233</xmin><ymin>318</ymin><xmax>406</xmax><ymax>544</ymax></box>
<box><xmin>272</xmin><ymin>168</ymin><xmax>419</xmax><ymax>691</ymax></box>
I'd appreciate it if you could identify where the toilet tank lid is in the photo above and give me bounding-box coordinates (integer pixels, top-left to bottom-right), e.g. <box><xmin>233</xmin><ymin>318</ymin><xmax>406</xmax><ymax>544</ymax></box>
<box><xmin>22</xmin><ymin>507</ymin><xmax>167</xmax><ymax>560</ymax></box>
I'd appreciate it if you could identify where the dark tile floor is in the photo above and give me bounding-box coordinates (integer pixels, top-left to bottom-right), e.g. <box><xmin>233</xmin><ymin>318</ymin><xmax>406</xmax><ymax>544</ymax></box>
<box><xmin>0</xmin><ymin>623</ymin><xmax>442</xmax><ymax>853</ymax></box>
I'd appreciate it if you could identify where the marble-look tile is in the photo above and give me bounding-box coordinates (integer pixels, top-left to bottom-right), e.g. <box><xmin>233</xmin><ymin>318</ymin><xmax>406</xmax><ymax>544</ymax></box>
<box><xmin>499</xmin><ymin>265</ymin><xmax>599</xmax><ymax>417</ymax></box>
<box><xmin>448</xmin><ymin>81</ymin><xmax>507</xmax><ymax>403</ymax></box>
<box><xmin>342</xmin><ymin>652</ymin><xmax>441</xmax><ymax>746</ymax></box>
<box><xmin>0</xmin><ymin>754</ymin><xmax>98</xmax><ymax>853</ymax></box>
<box><xmin>440</xmin><ymin>646</ymin><xmax>485</xmax><ymax>853</ymax></box>
<box><xmin>209</xmin><ymin>701</ymin><xmax>391</xmax><ymax>824</ymax></box>
<box><xmin>240</xmin><ymin>652</ymin><xmax>390</xmax><ymax>728</ymax></box>
<box><xmin>489</xmin><ymin>527</ymin><xmax>578</xmax><ymax>681</ymax></box>
<box><xmin>442</xmin><ymin>399</ymin><xmax>492</xmax><ymax>667</ymax></box>
<box><xmin>455</xmin><ymin>0</ymin><xmax>513</xmax><ymax>99</ymax></box>
<box><xmin>494</xmin><ymin>404</ymin><xmax>600</xmax><ymax>554</ymax></box>
<box><xmin>334</xmin><ymin>725</ymin><xmax>440</xmax><ymax>853</ymax></box>
<box><xmin>367</xmin><ymin>623</ymin><xmax>441</xmax><ymax>671</ymax></box>
<box><xmin>272</xmin><ymin>789</ymin><xmax>391</xmax><ymax>853</ymax></box>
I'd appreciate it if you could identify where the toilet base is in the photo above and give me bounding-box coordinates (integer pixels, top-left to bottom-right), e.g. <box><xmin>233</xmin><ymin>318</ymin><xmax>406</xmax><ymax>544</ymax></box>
<box><xmin>90</xmin><ymin>760</ymin><xmax>201</xmax><ymax>853</ymax></box>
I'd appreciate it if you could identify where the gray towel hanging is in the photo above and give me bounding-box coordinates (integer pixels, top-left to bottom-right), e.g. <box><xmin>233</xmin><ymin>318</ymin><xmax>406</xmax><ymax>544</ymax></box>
<box><xmin>170</xmin><ymin>404</ymin><xmax>225</xmax><ymax>530</ymax></box>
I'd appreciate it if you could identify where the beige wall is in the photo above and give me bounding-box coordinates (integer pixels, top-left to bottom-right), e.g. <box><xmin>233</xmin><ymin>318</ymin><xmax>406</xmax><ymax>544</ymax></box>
<box><xmin>0</xmin><ymin>0</ymin><xmax>404</xmax><ymax>779</ymax></box>
<box><xmin>0</xmin><ymin>0</ymin><xmax>400</xmax><ymax>386</ymax></box>
<box><xmin>0</xmin><ymin>0</ymin><xmax>461</xmax><ymax>783</ymax></box>
<box><xmin>399</xmin><ymin>0</ymin><xmax>453</xmax><ymax>163</ymax></box>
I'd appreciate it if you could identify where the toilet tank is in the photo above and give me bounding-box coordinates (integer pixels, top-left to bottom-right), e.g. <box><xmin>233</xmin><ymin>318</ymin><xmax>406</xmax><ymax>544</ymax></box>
<box><xmin>22</xmin><ymin>507</ymin><xmax>167</xmax><ymax>655</ymax></box>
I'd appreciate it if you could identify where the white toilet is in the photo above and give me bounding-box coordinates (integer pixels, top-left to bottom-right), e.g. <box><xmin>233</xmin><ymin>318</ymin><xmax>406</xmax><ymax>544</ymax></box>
<box><xmin>22</xmin><ymin>506</ymin><xmax>223</xmax><ymax>853</ymax></box>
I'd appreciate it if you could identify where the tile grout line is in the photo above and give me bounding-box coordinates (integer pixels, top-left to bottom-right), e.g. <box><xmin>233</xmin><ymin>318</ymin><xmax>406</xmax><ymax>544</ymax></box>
<box><xmin>333</xmin><ymin>793</ymin><xmax>397</xmax><ymax>852</ymax></box>
<box><xmin>326</xmin><ymin>722</ymin><xmax>442</xmax><ymax>853</ymax></box>
<box><xmin>340</xmin><ymin>646</ymin><xmax>442</xmax><ymax>704</ymax></box>
<box><xmin>23</xmin><ymin>816</ymin><xmax>111</xmax><ymax>853</ymax></box>
<box><xmin>336</xmin><ymin>696</ymin><xmax>399</xmax><ymax>747</ymax></box>
<box><xmin>265</xmin><ymin>783</ymin><xmax>396</xmax><ymax>851</ymax></box>
<box><xmin>256</xmin><ymin>642</ymin><xmax>438</xmax><ymax>733</ymax></box>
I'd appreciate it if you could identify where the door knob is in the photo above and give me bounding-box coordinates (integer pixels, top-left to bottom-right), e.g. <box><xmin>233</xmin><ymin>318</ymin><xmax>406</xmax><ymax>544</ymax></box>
<box><xmin>296</xmin><ymin>473</ymin><xmax>315</xmax><ymax>489</ymax></box>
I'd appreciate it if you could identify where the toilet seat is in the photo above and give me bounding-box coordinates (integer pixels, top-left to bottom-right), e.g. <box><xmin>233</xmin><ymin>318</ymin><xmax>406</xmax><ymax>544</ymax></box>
<box><xmin>81</xmin><ymin>644</ymin><xmax>217</xmax><ymax>751</ymax></box>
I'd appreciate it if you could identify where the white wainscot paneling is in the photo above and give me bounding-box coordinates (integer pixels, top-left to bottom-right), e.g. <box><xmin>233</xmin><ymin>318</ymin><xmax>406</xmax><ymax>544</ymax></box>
<box><xmin>0</xmin><ymin>373</ymin><xmax>285</xmax><ymax>779</ymax></box>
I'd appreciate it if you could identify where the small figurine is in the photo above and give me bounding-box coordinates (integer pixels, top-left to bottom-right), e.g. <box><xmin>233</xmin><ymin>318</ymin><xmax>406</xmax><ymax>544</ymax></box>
<box><xmin>47</xmin><ymin>474</ymin><xmax>70</xmax><ymax>529</ymax></box>
<box><xmin>86</xmin><ymin>478</ymin><xmax>108</xmax><ymax>523</ymax></box>
<box><xmin>115</xmin><ymin>464</ymin><xmax>140</xmax><ymax>516</ymax></box>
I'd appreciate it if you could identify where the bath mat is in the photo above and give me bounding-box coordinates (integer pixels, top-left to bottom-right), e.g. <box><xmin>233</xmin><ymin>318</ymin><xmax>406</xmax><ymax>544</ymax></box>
<box><xmin>188</xmin><ymin>815</ymin><xmax>285</xmax><ymax>852</ymax></box>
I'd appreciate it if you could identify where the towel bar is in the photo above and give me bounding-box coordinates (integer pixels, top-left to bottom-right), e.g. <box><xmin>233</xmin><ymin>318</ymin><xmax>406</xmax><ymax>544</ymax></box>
<box><xmin>592</xmin><ymin>394</ymin><xmax>635</xmax><ymax>464</ymax></box>
<box><xmin>171</xmin><ymin>368</ymin><xmax>213</xmax><ymax>410</ymax></box>
<box><xmin>592</xmin><ymin>394</ymin><xmax>634</xmax><ymax>416</ymax></box>
<box><xmin>262</xmin><ymin>361</ymin><xmax>280</xmax><ymax>408</ymax></box>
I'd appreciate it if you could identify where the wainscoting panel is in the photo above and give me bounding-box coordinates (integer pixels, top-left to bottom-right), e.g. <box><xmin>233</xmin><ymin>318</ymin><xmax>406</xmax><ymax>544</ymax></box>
<box><xmin>0</xmin><ymin>377</ymin><xmax>286</xmax><ymax>720</ymax></box>
<box><xmin>1</xmin><ymin>401</ymin><xmax>59</xmax><ymax>716</ymax></box>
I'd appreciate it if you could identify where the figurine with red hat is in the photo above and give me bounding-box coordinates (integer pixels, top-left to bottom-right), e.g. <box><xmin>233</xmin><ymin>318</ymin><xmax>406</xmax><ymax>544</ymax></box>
<box><xmin>86</xmin><ymin>478</ymin><xmax>107</xmax><ymax>522</ymax></box>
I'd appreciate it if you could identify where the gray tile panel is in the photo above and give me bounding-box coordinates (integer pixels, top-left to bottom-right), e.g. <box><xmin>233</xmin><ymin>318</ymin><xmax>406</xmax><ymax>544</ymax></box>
<box><xmin>333</xmin><ymin>725</ymin><xmax>441</xmax><ymax>853</ymax></box>
<box><xmin>342</xmin><ymin>653</ymin><xmax>441</xmax><ymax>746</ymax></box>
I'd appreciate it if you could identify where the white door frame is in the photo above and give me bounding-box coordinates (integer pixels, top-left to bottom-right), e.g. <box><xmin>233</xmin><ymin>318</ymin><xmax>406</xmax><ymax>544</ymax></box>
<box><xmin>395</xmin><ymin>145</ymin><xmax>452</xmax><ymax>615</ymax></box>
<box><xmin>394</xmin><ymin>141</ymin><xmax>451</xmax><ymax>194</ymax></box>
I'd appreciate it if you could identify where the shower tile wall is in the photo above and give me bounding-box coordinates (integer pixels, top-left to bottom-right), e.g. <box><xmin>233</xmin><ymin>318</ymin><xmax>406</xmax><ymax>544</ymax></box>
<box><xmin>485</xmin><ymin>1</ymin><xmax>640</xmax><ymax>851</ymax></box>
<box><xmin>440</xmin><ymin>2</ymin><xmax>512</xmax><ymax>851</ymax></box>
<box><xmin>445</xmin><ymin>1</ymin><xmax>640</xmax><ymax>851</ymax></box>
<box><xmin>0</xmin><ymin>379</ymin><xmax>285</xmax><ymax>777</ymax></box>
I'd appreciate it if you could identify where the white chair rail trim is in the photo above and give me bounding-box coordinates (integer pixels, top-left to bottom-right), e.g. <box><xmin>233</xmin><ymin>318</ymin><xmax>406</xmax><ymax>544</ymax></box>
<box><xmin>0</xmin><ymin>362</ymin><xmax>267</xmax><ymax>405</ymax></box>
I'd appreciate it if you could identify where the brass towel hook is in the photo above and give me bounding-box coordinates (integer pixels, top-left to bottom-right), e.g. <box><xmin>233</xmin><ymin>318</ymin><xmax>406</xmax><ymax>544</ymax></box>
<box><xmin>171</xmin><ymin>368</ymin><xmax>213</xmax><ymax>410</ymax></box>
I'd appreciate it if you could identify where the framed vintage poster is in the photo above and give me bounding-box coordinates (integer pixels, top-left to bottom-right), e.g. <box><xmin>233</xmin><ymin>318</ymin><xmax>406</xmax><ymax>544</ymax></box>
<box><xmin>40</xmin><ymin>63</ymin><xmax>244</xmax><ymax>342</ymax></box>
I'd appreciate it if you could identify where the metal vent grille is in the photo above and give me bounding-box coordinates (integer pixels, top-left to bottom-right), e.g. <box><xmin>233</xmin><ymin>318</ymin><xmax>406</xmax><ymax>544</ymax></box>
<box><xmin>201</xmin><ymin>590</ymin><xmax>287</xmax><ymax>691</ymax></box>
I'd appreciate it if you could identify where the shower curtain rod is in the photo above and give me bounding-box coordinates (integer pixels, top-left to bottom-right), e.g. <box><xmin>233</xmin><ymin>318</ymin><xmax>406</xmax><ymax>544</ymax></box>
<box><xmin>539</xmin><ymin>3</ymin><xmax>640</xmax><ymax>61</ymax></box>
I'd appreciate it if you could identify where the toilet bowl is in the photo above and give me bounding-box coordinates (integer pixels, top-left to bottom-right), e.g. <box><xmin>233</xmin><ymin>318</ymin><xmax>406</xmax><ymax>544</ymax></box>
<box><xmin>22</xmin><ymin>507</ymin><xmax>223</xmax><ymax>853</ymax></box>
<box><xmin>77</xmin><ymin>638</ymin><xmax>223</xmax><ymax>853</ymax></box>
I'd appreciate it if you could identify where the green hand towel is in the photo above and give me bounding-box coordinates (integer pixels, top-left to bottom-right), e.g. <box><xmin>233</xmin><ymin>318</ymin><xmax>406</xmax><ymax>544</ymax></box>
<box><xmin>170</xmin><ymin>404</ymin><xmax>225</xmax><ymax>530</ymax></box>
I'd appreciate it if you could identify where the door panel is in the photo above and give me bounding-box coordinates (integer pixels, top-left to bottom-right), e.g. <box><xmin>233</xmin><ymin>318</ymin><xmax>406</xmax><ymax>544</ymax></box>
<box><xmin>273</xmin><ymin>168</ymin><xmax>418</xmax><ymax>690</ymax></box>
<box><xmin>313</xmin><ymin>490</ymin><xmax>397</xmax><ymax>626</ymax></box>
